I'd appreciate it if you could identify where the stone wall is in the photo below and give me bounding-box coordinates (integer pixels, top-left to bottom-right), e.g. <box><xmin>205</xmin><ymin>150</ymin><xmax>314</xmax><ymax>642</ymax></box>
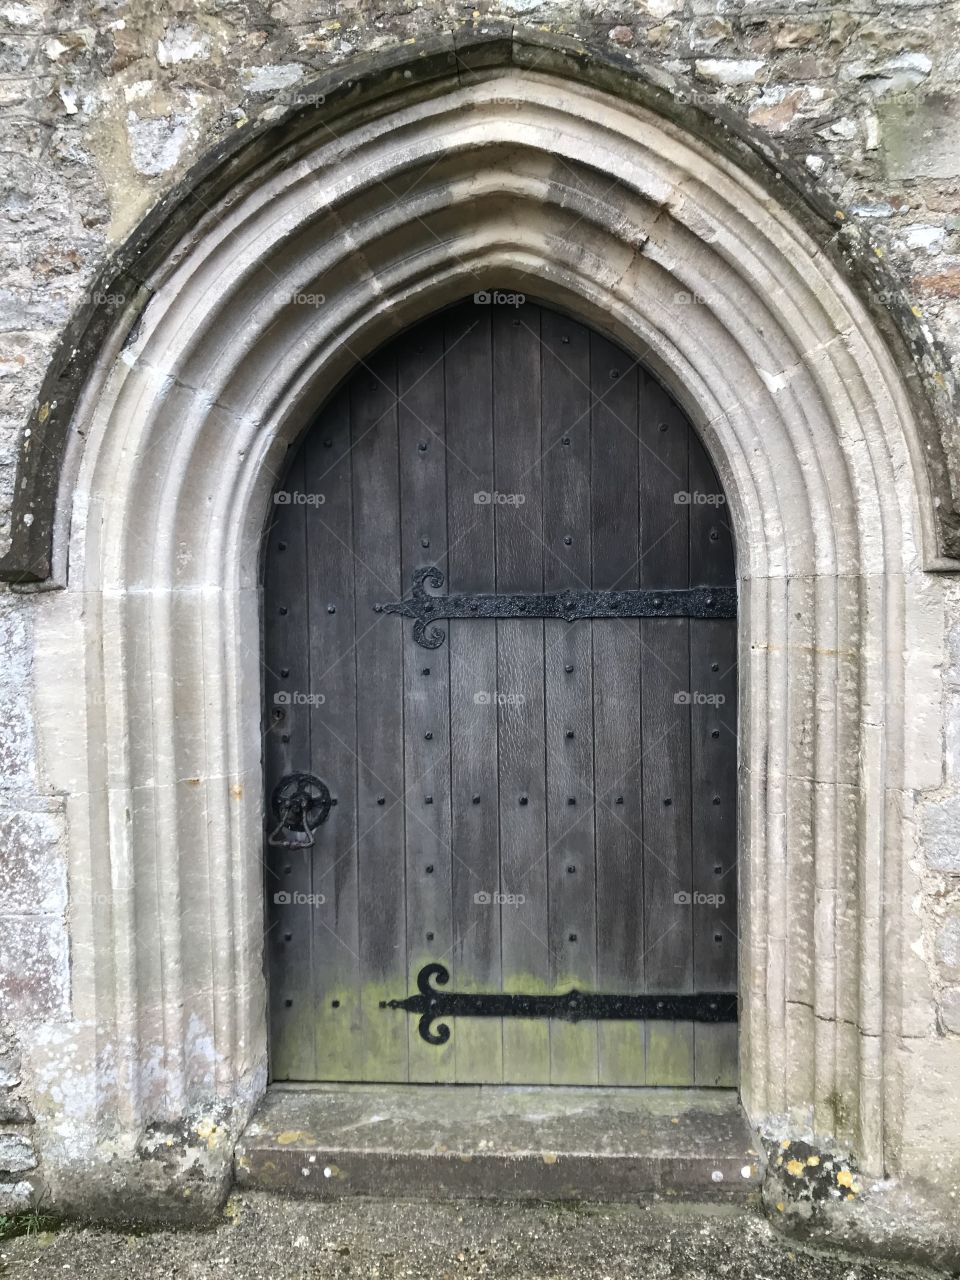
<box><xmin>1</xmin><ymin>0</ymin><xmax>959</xmax><ymax>1246</ymax></box>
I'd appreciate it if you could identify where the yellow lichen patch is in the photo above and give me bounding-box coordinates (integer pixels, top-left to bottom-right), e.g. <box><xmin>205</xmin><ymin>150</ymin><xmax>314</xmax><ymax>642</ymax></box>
<box><xmin>542</xmin><ymin>1152</ymin><xmax>559</xmax><ymax>1165</ymax></box>
<box><xmin>223</xmin><ymin>1196</ymin><xmax>241</xmax><ymax>1220</ymax></box>
<box><xmin>911</xmin><ymin>305</ymin><xmax>923</xmax><ymax>318</ymax></box>
<box><xmin>806</xmin><ymin>1155</ymin><xmax>820</xmax><ymax>1166</ymax></box>
<box><xmin>776</xmin><ymin>1202</ymin><xmax>785</xmax><ymax>1213</ymax></box>
<box><xmin>874</xmin><ymin>246</ymin><xmax>885</xmax><ymax>258</ymax></box>
<box><xmin>835</xmin><ymin>210</ymin><xmax>845</xmax><ymax>220</ymax></box>
<box><xmin>780</xmin><ymin>1138</ymin><xmax>791</xmax><ymax>1149</ymax></box>
<box><xmin>195</xmin><ymin>1118</ymin><xmax>218</xmax><ymax>1140</ymax></box>
<box><xmin>785</xmin><ymin>1158</ymin><xmax>805</xmax><ymax>1177</ymax></box>
<box><xmin>837</xmin><ymin>1168</ymin><xmax>855</xmax><ymax>1188</ymax></box>
<box><xmin>276</xmin><ymin>1129</ymin><xmax>311</xmax><ymax>1145</ymax></box>
<box><xmin>38</xmin><ymin>402</ymin><xmax>50</xmax><ymax>423</ymax></box>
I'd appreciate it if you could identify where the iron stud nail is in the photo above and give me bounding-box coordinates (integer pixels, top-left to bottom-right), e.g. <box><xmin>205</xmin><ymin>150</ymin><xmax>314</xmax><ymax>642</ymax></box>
<box><xmin>327</xmin><ymin>604</ymin><xmax>336</xmax><ymax>614</ymax></box>
<box><xmin>331</xmin><ymin>999</ymin><xmax>340</xmax><ymax>1008</ymax></box>
<box><xmin>280</xmin><ymin>734</ymin><xmax>289</xmax><ymax>743</ymax></box>
<box><xmin>425</xmin><ymin>796</ymin><xmax>433</xmax><ymax>804</ymax></box>
<box><xmin>565</xmin><ymin>663</ymin><xmax>574</xmax><ymax>673</ymax></box>
<box><xmin>377</xmin><ymin>796</ymin><xmax>385</xmax><ymax>805</ymax></box>
<box><xmin>712</xmin><ymin>729</ymin><xmax>720</xmax><ymax>739</ymax></box>
<box><xmin>278</xmin><ymin>541</ymin><xmax>287</xmax><ymax>551</ymax></box>
<box><xmin>519</xmin><ymin>794</ymin><xmax>528</xmax><ymax>805</ymax></box>
<box><xmin>284</xmin><ymin>998</ymin><xmax>293</xmax><ymax>1007</ymax></box>
<box><xmin>563</xmin><ymin>535</ymin><xmax>572</xmax><ymax>546</ymax></box>
<box><xmin>610</xmin><ymin>368</ymin><xmax>620</xmax><ymax>379</ymax></box>
<box><xmin>664</xmin><ymin>797</ymin><xmax>672</xmax><ymax>806</ymax></box>
<box><xmin>425</xmin><ymin>731</ymin><xmax>433</xmax><ymax>740</ymax></box>
<box><xmin>472</xmin><ymin>794</ymin><xmax>481</xmax><ymax>804</ymax></box>
<box><xmin>426</xmin><ymin>864</ymin><xmax>434</xmax><ymax>873</ymax></box>
<box><xmin>567</xmin><ymin>864</ymin><xmax>576</xmax><ymax>874</ymax></box>
<box><xmin>565</xmin><ymin>729</ymin><xmax>574</xmax><ymax>739</ymax></box>
<box><xmin>284</xmin><ymin>932</ymin><xmax>292</xmax><ymax>941</ymax></box>
<box><xmin>421</xmin><ymin>536</ymin><xmax>430</xmax><ymax>548</ymax></box>
<box><xmin>711</xmin><ymin>662</ymin><xmax>719</xmax><ymax>671</ymax></box>
<box><xmin>659</xmin><ymin>422</ymin><xmax>668</xmax><ymax>432</ymax></box>
<box><xmin>561</xmin><ymin>335</ymin><xmax>570</xmax><ymax>344</ymax></box>
<box><xmin>569</xmin><ymin>933</ymin><xmax>577</xmax><ymax>942</ymax></box>
<box><xmin>615</xmin><ymin>796</ymin><xmax>624</xmax><ymax>804</ymax></box>
<box><xmin>715</xmin><ymin>934</ymin><xmax>723</xmax><ymax>943</ymax></box>
<box><xmin>713</xmin><ymin>795</ymin><xmax>721</xmax><ymax>805</ymax></box>
<box><xmin>426</xmin><ymin>931</ymin><xmax>434</xmax><ymax>941</ymax></box>
<box><xmin>279</xmin><ymin>606</ymin><xmax>288</xmax><ymax>615</ymax></box>
<box><xmin>373</xmin><ymin>604</ymin><xmax>383</xmax><ymax>613</ymax></box>
<box><xmin>714</xmin><ymin>864</ymin><xmax>723</xmax><ymax>874</ymax></box>
<box><xmin>418</xmin><ymin>441</ymin><xmax>428</xmax><ymax>451</ymax></box>
<box><xmin>323</xmin><ymin>439</ymin><xmax>333</xmax><ymax>448</ymax></box>
<box><xmin>567</xmin><ymin>796</ymin><xmax>576</xmax><ymax>805</ymax></box>
<box><xmin>280</xmin><ymin>668</ymin><xmax>289</xmax><ymax>677</ymax></box>
<box><xmin>421</xmin><ymin>667</ymin><xmax>430</xmax><ymax>675</ymax></box>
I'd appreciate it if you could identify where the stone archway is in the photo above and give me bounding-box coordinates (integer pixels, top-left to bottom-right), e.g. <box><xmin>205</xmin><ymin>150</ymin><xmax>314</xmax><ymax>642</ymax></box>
<box><xmin>13</xmin><ymin>33</ymin><xmax>949</xmax><ymax>1221</ymax></box>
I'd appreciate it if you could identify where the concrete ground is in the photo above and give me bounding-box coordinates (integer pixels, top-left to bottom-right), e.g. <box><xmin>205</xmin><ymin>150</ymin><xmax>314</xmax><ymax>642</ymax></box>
<box><xmin>0</xmin><ymin>1195</ymin><xmax>953</xmax><ymax>1280</ymax></box>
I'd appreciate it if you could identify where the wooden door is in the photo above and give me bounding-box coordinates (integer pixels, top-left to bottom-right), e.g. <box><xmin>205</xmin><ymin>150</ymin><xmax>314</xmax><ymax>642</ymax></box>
<box><xmin>263</xmin><ymin>298</ymin><xmax>737</xmax><ymax>1086</ymax></box>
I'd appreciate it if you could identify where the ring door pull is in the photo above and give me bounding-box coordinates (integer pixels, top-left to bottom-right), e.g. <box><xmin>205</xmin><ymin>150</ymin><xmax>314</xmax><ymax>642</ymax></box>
<box><xmin>268</xmin><ymin>772</ymin><xmax>332</xmax><ymax>849</ymax></box>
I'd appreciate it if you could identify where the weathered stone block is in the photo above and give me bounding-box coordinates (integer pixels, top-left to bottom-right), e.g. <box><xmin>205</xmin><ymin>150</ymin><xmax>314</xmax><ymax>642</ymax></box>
<box><xmin>0</xmin><ymin>1131</ymin><xmax>36</xmax><ymax>1173</ymax></box>
<box><xmin>0</xmin><ymin>805</ymin><xmax>66</xmax><ymax>914</ymax></box>
<box><xmin>935</xmin><ymin>915</ymin><xmax>960</xmax><ymax>978</ymax></box>
<box><xmin>941</xmin><ymin>987</ymin><xmax>960</xmax><ymax>1034</ymax></box>
<box><xmin>881</xmin><ymin>94</ymin><xmax>960</xmax><ymax>179</ymax></box>
<box><xmin>0</xmin><ymin>1178</ymin><xmax>35</xmax><ymax>1213</ymax></box>
<box><xmin>923</xmin><ymin>796</ymin><xmax>960</xmax><ymax>872</ymax></box>
<box><xmin>0</xmin><ymin>916</ymin><xmax>68</xmax><ymax>1021</ymax></box>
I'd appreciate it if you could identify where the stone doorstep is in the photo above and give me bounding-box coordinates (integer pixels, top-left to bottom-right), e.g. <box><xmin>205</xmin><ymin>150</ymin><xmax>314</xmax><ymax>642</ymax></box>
<box><xmin>234</xmin><ymin>1085</ymin><xmax>762</xmax><ymax>1202</ymax></box>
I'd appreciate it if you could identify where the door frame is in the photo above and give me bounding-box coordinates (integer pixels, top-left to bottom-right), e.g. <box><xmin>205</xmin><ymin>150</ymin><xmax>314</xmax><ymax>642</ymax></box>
<box><xmin>20</xmin><ymin>37</ymin><xmax>949</xmax><ymax>1215</ymax></box>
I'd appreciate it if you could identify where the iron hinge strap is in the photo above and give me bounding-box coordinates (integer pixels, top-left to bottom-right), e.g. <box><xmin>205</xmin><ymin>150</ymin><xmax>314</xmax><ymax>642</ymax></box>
<box><xmin>380</xmin><ymin>963</ymin><xmax>737</xmax><ymax>1045</ymax></box>
<box><xmin>374</xmin><ymin>567</ymin><xmax>736</xmax><ymax>649</ymax></box>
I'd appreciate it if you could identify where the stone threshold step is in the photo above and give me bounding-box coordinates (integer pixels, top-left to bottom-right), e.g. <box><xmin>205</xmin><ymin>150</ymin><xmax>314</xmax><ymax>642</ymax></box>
<box><xmin>235</xmin><ymin>1084</ymin><xmax>762</xmax><ymax>1201</ymax></box>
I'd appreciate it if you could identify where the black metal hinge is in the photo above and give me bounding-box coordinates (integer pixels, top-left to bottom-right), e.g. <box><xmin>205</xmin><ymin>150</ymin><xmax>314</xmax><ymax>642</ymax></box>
<box><xmin>374</xmin><ymin>567</ymin><xmax>736</xmax><ymax>649</ymax></box>
<box><xmin>381</xmin><ymin>962</ymin><xmax>737</xmax><ymax>1045</ymax></box>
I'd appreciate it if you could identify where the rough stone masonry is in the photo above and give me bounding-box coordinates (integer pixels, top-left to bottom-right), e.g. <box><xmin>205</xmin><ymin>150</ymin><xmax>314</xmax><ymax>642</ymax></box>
<box><xmin>1</xmin><ymin>0</ymin><xmax>960</xmax><ymax>1267</ymax></box>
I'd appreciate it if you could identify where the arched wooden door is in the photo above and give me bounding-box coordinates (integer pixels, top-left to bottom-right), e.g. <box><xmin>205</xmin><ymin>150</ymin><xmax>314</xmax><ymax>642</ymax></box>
<box><xmin>263</xmin><ymin>298</ymin><xmax>737</xmax><ymax>1087</ymax></box>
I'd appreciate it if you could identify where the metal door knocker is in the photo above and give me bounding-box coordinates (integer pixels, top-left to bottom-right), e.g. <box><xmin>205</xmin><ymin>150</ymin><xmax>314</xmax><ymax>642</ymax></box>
<box><xmin>268</xmin><ymin>772</ymin><xmax>332</xmax><ymax>848</ymax></box>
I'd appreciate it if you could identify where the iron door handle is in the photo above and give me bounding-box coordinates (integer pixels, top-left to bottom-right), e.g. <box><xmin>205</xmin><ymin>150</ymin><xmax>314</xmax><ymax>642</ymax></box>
<box><xmin>268</xmin><ymin>772</ymin><xmax>332</xmax><ymax>848</ymax></box>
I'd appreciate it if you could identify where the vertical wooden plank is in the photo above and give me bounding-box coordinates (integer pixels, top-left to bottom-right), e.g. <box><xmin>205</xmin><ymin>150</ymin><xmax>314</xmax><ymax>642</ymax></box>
<box><xmin>639</xmin><ymin>370</ymin><xmax>695</xmax><ymax>1086</ymax></box>
<box><xmin>263</xmin><ymin>448</ymin><xmax>315</xmax><ymax>1079</ymax></box>
<box><xmin>303</xmin><ymin>392</ymin><xmax>362</xmax><ymax>1080</ymax></box>
<box><xmin>590</xmin><ymin>332</ymin><xmax>646</xmax><ymax>1087</ymax></box>
<box><xmin>397</xmin><ymin>316</ymin><xmax>456</xmax><ymax>1083</ymax></box>
<box><xmin>445</xmin><ymin>301</ymin><xmax>503</xmax><ymax>1083</ymax></box>
<box><xmin>541</xmin><ymin>307</ymin><xmax>598</xmax><ymax>1086</ymax></box>
<box><xmin>351</xmin><ymin>345</ymin><xmax>408</xmax><ymax>1082</ymax></box>
<box><xmin>493</xmin><ymin>303</ymin><xmax>550</xmax><ymax>1083</ymax></box>
<box><xmin>688</xmin><ymin>432</ymin><xmax>739</xmax><ymax>1085</ymax></box>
